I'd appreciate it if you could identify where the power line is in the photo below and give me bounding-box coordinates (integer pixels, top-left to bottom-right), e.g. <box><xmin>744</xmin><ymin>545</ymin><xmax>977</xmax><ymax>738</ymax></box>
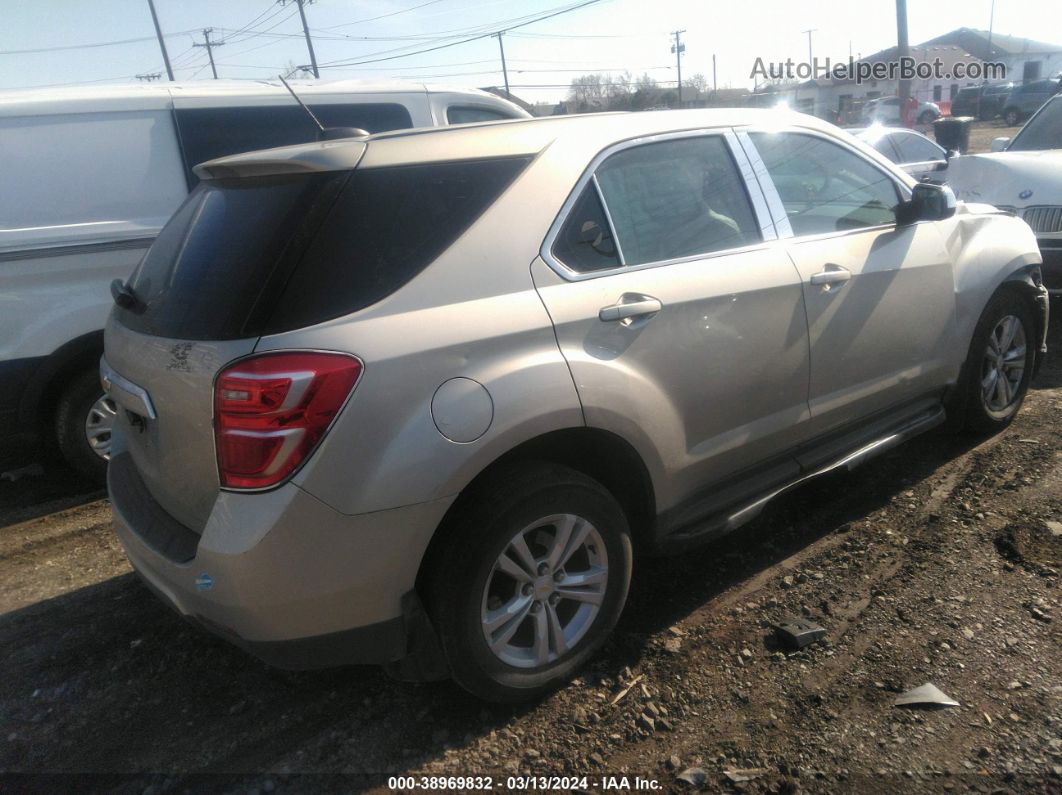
<box><xmin>0</xmin><ymin>27</ymin><xmax>199</xmax><ymax>55</ymax></box>
<box><xmin>322</xmin><ymin>0</ymin><xmax>449</xmax><ymax>29</ymax></box>
<box><xmin>224</xmin><ymin>0</ymin><xmax>284</xmax><ymax>41</ymax></box>
<box><xmin>317</xmin><ymin>0</ymin><xmax>611</xmax><ymax>70</ymax></box>
<box><xmin>214</xmin><ymin>9</ymin><xmax>301</xmax><ymax>60</ymax></box>
<box><xmin>315</xmin><ymin>1</ymin><xmax>614</xmax><ymax>67</ymax></box>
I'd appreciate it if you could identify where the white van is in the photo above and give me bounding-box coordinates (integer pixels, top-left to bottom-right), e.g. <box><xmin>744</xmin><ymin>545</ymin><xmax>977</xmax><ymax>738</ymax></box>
<box><xmin>0</xmin><ymin>79</ymin><xmax>528</xmax><ymax>479</ymax></box>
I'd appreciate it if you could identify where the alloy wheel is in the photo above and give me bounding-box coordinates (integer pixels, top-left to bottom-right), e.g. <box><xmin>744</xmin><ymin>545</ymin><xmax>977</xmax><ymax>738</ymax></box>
<box><xmin>481</xmin><ymin>513</ymin><xmax>608</xmax><ymax>668</ymax></box>
<box><xmin>84</xmin><ymin>394</ymin><xmax>118</xmax><ymax>460</ymax></box>
<box><xmin>981</xmin><ymin>314</ymin><xmax>1026</xmax><ymax>415</ymax></box>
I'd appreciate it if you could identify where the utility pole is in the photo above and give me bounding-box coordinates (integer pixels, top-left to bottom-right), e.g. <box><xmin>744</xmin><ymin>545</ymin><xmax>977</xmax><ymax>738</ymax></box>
<box><xmin>496</xmin><ymin>32</ymin><xmax>510</xmax><ymax>97</ymax></box>
<box><xmin>987</xmin><ymin>0</ymin><xmax>996</xmax><ymax>62</ymax></box>
<box><xmin>193</xmin><ymin>28</ymin><xmax>223</xmax><ymax>79</ymax></box>
<box><xmin>802</xmin><ymin>28</ymin><xmax>816</xmax><ymax>65</ymax></box>
<box><xmin>896</xmin><ymin>0</ymin><xmax>910</xmax><ymax>104</ymax></box>
<box><xmin>712</xmin><ymin>53</ymin><xmax>717</xmax><ymax>91</ymax></box>
<box><xmin>671</xmin><ymin>30</ymin><xmax>686</xmax><ymax>106</ymax></box>
<box><xmin>279</xmin><ymin>0</ymin><xmax>319</xmax><ymax>78</ymax></box>
<box><xmin>145</xmin><ymin>0</ymin><xmax>174</xmax><ymax>81</ymax></box>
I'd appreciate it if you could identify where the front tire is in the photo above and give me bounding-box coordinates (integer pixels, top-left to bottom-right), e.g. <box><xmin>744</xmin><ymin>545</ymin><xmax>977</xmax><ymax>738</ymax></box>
<box><xmin>1004</xmin><ymin>108</ymin><xmax>1021</xmax><ymax>126</ymax></box>
<box><xmin>426</xmin><ymin>463</ymin><xmax>632</xmax><ymax>702</ymax></box>
<box><xmin>918</xmin><ymin>110</ymin><xmax>936</xmax><ymax>125</ymax></box>
<box><xmin>55</xmin><ymin>368</ymin><xmax>114</xmax><ymax>483</ymax></box>
<box><xmin>951</xmin><ymin>290</ymin><xmax>1035</xmax><ymax>435</ymax></box>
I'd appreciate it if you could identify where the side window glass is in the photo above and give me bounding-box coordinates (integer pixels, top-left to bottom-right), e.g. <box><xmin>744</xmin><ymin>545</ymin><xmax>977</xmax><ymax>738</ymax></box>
<box><xmin>867</xmin><ymin>135</ymin><xmax>901</xmax><ymax>162</ymax></box>
<box><xmin>593</xmin><ymin>136</ymin><xmax>762</xmax><ymax>266</ymax></box>
<box><xmin>447</xmin><ymin>106</ymin><xmax>514</xmax><ymax>124</ymax></box>
<box><xmin>750</xmin><ymin>132</ymin><xmax>900</xmax><ymax>236</ymax></box>
<box><xmin>552</xmin><ymin>183</ymin><xmax>621</xmax><ymax>272</ymax></box>
<box><xmin>890</xmin><ymin>133</ymin><xmax>943</xmax><ymax>163</ymax></box>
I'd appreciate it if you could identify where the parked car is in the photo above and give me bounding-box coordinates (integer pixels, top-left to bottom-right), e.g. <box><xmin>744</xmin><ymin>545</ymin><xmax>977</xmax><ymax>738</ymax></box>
<box><xmin>951</xmin><ymin>82</ymin><xmax>1015</xmax><ymax>120</ymax></box>
<box><xmin>1001</xmin><ymin>78</ymin><xmax>1062</xmax><ymax>126</ymax></box>
<box><xmin>862</xmin><ymin>96</ymin><xmax>941</xmax><ymax>126</ymax></box>
<box><xmin>0</xmin><ymin>80</ymin><xmax>527</xmax><ymax>479</ymax></box>
<box><xmin>949</xmin><ymin>94</ymin><xmax>1062</xmax><ymax>292</ymax></box>
<box><xmin>103</xmin><ymin>108</ymin><xmax>1047</xmax><ymax>702</ymax></box>
<box><xmin>852</xmin><ymin>126</ymin><xmax>950</xmax><ymax>182</ymax></box>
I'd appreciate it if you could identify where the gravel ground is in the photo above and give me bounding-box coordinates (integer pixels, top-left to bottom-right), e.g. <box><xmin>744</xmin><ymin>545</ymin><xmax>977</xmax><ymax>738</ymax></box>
<box><xmin>1</xmin><ymin>227</ymin><xmax>1059</xmax><ymax>793</ymax></box>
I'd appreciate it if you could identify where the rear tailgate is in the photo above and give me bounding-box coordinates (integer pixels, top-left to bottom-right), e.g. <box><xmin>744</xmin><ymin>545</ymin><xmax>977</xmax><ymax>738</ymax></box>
<box><xmin>103</xmin><ymin>324</ymin><xmax>256</xmax><ymax>531</ymax></box>
<box><xmin>104</xmin><ymin>168</ymin><xmax>351</xmax><ymax>530</ymax></box>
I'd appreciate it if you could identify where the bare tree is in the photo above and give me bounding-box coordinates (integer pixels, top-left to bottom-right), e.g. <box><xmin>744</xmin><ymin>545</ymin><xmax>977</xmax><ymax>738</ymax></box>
<box><xmin>568</xmin><ymin>74</ymin><xmax>606</xmax><ymax>111</ymax></box>
<box><xmin>683</xmin><ymin>73</ymin><xmax>708</xmax><ymax>98</ymax></box>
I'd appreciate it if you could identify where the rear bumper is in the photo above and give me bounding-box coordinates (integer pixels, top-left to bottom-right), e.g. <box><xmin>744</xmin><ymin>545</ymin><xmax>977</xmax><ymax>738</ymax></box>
<box><xmin>108</xmin><ymin>453</ymin><xmax>454</xmax><ymax>669</ymax></box>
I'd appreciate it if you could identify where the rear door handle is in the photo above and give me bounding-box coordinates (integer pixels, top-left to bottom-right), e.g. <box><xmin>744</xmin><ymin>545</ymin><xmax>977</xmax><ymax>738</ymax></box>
<box><xmin>599</xmin><ymin>296</ymin><xmax>663</xmax><ymax>323</ymax></box>
<box><xmin>809</xmin><ymin>265</ymin><xmax>852</xmax><ymax>286</ymax></box>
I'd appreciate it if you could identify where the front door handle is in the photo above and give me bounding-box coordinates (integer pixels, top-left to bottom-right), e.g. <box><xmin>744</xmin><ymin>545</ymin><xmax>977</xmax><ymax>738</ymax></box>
<box><xmin>599</xmin><ymin>295</ymin><xmax>663</xmax><ymax>323</ymax></box>
<box><xmin>809</xmin><ymin>265</ymin><xmax>852</xmax><ymax>286</ymax></box>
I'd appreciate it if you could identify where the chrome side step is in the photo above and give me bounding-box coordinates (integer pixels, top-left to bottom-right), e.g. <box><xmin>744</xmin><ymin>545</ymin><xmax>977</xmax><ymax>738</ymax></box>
<box><xmin>664</xmin><ymin>405</ymin><xmax>946</xmax><ymax>549</ymax></box>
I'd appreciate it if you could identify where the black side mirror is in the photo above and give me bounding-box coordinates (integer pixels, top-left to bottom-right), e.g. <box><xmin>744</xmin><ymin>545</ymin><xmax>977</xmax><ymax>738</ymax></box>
<box><xmin>896</xmin><ymin>182</ymin><xmax>957</xmax><ymax>225</ymax></box>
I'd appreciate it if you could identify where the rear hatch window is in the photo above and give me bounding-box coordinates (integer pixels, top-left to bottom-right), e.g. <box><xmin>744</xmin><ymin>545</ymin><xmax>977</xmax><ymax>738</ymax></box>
<box><xmin>115</xmin><ymin>156</ymin><xmax>530</xmax><ymax>340</ymax></box>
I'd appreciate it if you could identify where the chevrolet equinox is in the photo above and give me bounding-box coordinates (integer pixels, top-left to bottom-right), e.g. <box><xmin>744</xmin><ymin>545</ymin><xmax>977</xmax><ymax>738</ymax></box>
<box><xmin>103</xmin><ymin>109</ymin><xmax>1049</xmax><ymax>702</ymax></box>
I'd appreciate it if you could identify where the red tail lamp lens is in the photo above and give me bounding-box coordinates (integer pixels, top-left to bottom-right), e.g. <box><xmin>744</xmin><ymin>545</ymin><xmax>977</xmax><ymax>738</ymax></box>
<box><xmin>214</xmin><ymin>352</ymin><xmax>361</xmax><ymax>489</ymax></box>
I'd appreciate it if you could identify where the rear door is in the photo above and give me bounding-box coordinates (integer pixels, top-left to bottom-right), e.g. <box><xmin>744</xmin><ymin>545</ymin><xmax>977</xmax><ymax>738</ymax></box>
<box><xmin>741</xmin><ymin>128</ymin><xmax>958</xmax><ymax>436</ymax></box>
<box><xmin>532</xmin><ymin>131</ymin><xmax>813</xmax><ymax>514</ymax></box>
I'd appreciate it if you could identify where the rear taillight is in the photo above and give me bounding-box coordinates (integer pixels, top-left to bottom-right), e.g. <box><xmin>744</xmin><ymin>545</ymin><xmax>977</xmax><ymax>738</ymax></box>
<box><xmin>214</xmin><ymin>352</ymin><xmax>362</xmax><ymax>490</ymax></box>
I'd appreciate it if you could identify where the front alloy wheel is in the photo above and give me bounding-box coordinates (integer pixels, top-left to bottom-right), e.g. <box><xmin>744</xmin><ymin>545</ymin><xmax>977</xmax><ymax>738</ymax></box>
<box><xmin>981</xmin><ymin>314</ymin><xmax>1027</xmax><ymax>417</ymax></box>
<box><xmin>951</xmin><ymin>289</ymin><xmax>1035</xmax><ymax>434</ymax></box>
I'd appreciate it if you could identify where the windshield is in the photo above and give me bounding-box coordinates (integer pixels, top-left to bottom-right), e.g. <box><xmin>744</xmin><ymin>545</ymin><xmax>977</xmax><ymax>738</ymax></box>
<box><xmin>1009</xmin><ymin>98</ymin><xmax>1062</xmax><ymax>152</ymax></box>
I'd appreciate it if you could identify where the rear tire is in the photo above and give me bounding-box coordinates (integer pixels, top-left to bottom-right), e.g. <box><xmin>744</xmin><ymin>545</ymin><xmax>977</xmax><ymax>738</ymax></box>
<box><xmin>949</xmin><ymin>290</ymin><xmax>1035</xmax><ymax>435</ymax></box>
<box><xmin>55</xmin><ymin>368</ymin><xmax>113</xmax><ymax>483</ymax></box>
<box><xmin>918</xmin><ymin>110</ymin><xmax>935</xmax><ymax>125</ymax></box>
<box><xmin>426</xmin><ymin>462</ymin><xmax>632</xmax><ymax>702</ymax></box>
<box><xmin>1004</xmin><ymin>108</ymin><xmax>1020</xmax><ymax>126</ymax></box>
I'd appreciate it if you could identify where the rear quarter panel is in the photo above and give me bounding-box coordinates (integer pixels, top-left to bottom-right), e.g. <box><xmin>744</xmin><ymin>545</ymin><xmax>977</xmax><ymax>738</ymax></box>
<box><xmin>259</xmin><ymin>140</ymin><xmax>597</xmax><ymax>516</ymax></box>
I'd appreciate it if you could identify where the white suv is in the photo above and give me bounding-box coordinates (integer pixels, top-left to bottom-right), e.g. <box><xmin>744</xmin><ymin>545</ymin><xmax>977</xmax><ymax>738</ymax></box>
<box><xmin>0</xmin><ymin>80</ymin><xmax>526</xmax><ymax>478</ymax></box>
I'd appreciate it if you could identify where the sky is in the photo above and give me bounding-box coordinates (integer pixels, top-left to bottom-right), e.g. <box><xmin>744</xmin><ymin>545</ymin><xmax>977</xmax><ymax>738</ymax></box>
<box><xmin>2</xmin><ymin>0</ymin><xmax>1061</xmax><ymax>103</ymax></box>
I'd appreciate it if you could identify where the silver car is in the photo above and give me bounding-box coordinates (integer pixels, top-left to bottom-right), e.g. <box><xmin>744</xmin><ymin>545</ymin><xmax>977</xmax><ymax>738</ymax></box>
<box><xmin>851</xmin><ymin>126</ymin><xmax>950</xmax><ymax>183</ymax></box>
<box><xmin>104</xmin><ymin>109</ymin><xmax>1048</xmax><ymax>702</ymax></box>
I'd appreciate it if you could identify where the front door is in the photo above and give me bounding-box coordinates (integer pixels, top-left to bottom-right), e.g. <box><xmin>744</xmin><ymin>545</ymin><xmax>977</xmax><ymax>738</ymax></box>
<box><xmin>744</xmin><ymin>129</ymin><xmax>959</xmax><ymax>435</ymax></box>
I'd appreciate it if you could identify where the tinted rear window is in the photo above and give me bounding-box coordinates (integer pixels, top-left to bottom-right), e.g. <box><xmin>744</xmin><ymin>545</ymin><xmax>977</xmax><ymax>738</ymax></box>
<box><xmin>174</xmin><ymin>104</ymin><xmax>413</xmax><ymax>187</ymax></box>
<box><xmin>269</xmin><ymin>157</ymin><xmax>530</xmax><ymax>332</ymax></box>
<box><xmin>115</xmin><ymin>173</ymin><xmax>348</xmax><ymax>340</ymax></box>
<box><xmin>115</xmin><ymin>157</ymin><xmax>529</xmax><ymax>340</ymax></box>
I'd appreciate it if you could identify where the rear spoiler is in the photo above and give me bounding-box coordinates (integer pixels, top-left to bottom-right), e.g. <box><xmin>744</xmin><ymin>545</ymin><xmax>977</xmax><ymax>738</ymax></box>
<box><xmin>193</xmin><ymin>139</ymin><xmax>367</xmax><ymax>180</ymax></box>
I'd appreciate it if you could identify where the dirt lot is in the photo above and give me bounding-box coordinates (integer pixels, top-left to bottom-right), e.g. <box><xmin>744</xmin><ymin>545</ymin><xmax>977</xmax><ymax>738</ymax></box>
<box><xmin>1</xmin><ymin>226</ymin><xmax>1060</xmax><ymax>793</ymax></box>
<box><xmin>3</xmin><ymin>310</ymin><xmax>1061</xmax><ymax>794</ymax></box>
